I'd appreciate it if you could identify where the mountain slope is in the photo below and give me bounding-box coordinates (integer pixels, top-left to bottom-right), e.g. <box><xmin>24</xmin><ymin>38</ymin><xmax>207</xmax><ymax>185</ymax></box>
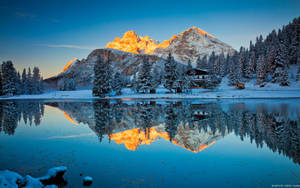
<box><xmin>44</xmin><ymin>49</ymin><xmax>166</xmax><ymax>89</ymax></box>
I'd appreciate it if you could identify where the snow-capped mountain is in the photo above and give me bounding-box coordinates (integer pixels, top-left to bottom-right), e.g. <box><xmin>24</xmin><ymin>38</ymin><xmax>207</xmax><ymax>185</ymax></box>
<box><xmin>153</xmin><ymin>27</ymin><xmax>235</xmax><ymax>65</ymax></box>
<box><xmin>44</xmin><ymin>27</ymin><xmax>235</xmax><ymax>89</ymax></box>
<box><xmin>106</xmin><ymin>27</ymin><xmax>235</xmax><ymax>65</ymax></box>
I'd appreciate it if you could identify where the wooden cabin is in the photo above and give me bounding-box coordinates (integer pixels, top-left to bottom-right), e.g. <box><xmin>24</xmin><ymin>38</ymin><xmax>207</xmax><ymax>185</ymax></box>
<box><xmin>186</xmin><ymin>68</ymin><xmax>210</xmax><ymax>88</ymax></box>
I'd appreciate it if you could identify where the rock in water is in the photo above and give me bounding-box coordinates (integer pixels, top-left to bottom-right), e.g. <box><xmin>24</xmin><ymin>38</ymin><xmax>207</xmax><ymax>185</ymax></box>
<box><xmin>83</xmin><ymin>176</ymin><xmax>93</xmax><ymax>186</ymax></box>
<box><xmin>39</xmin><ymin>166</ymin><xmax>68</xmax><ymax>187</ymax></box>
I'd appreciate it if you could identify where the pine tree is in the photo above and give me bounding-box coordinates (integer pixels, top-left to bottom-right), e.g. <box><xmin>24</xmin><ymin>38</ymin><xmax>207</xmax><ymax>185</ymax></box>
<box><xmin>21</xmin><ymin>69</ymin><xmax>27</xmax><ymax>94</ymax></box>
<box><xmin>247</xmin><ymin>51</ymin><xmax>256</xmax><ymax>78</ymax></box>
<box><xmin>223</xmin><ymin>54</ymin><xmax>230</xmax><ymax>76</ymax></box>
<box><xmin>239</xmin><ymin>47</ymin><xmax>247</xmax><ymax>78</ymax></box>
<box><xmin>272</xmin><ymin>42</ymin><xmax>288</xmax><ymax>83</ymax></box>
<box><xmin>39</xmin><ymin>77</ymin><xmax>44</xmax><ymax>93</ymax></box>
<box><xmin>138</xmin><ymin>57</ymin><xmax>153</xmax><ymax>93</ymax></box>
<box><xmin>213</xmin><ymin>54</ymin><xmax>221</xmax><ymax>75</ymax></box>
<box><xmin>112</xmin><ymin>72</ymin><xmax>123</xmax><ymax>95</ymax></box>
<box><xmin>16</xmin><ymin>72</ymin><xmax>22</xmax><ymax>95</ymax></box>
<box><xmin>228</xmin><ymin>55</ymin><xmax>237</xmax><ymax>86</ymax></box>
<box><xmin>93</xmin><ymin>57</ymin><xmax>112</xmax><ymax>97</ymax></box>
<box><xmin>164</xmin><ymin>53</ymin><xmax>178</xmax><ymax>93</ymax></box>
<box><xmin>236</xmin><ymin>53</ymin><xmax>243</xmax><ymax>83</ymax></box>
<box><xmin>256</xmin><ymin>56</ymin><xmax>266</xmax><ymax>86</ymax></box>
<box><xmin>280</xmin><ymin>67</ymin><xmax>290</xmax><ymax>86</ymax></box>
<box><xmin>208</xmin><ymin>52</ymin><xmax>216</xmax><ymax>71</ymax></box>
<box><xmin>1</xmin><ymin>61</ymin><xmax>18</xmax><ymax>96</ymax></box>
<box><xmin>255</xmin><ymin>35</ymin><xmax>265</xmax><ymax>59</ymax></box>
<box><xmin>26</xmin><ymin>68</ymin><xmax>33</xmax><ymax>94</ymax></box>
<box><xmin>267</xmin><ymin>46</ymin><xmax>277</xmax><ymax>75</ymax></box>
<box><xmin>32</xmin><ymin>67</ymin><xmax>41</xmax><ymax>94</ymax></box>
<box><xmin>151</xmin><ymin>66</ymin><xmax>162</xmax><ymax>89</ymax></box>
<box><xmin>289</xmin><ymin>18</ymin><xmax>300</xmax><ymax>64</ymax></box>
<box><xmin>176</xmin><ymin>66</ymin><xmax>191</xmax><ymax>93</ymax></box>
<box><xmin>218</xmin><ymin>52</ymin><xmax>226</xmax><ymax>77</ymax></box>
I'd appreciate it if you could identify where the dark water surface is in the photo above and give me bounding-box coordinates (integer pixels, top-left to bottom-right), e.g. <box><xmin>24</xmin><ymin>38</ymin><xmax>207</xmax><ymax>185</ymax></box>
<box><xmin>0</xmin><ymin>99</ymin><xmax>300</xmax><ymax>188</ymax></box>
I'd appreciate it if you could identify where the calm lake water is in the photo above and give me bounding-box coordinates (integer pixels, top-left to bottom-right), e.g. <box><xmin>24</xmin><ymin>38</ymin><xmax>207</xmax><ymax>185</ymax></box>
<box><xmin>0</xmin><ymin>99</ymin><xmax>300</xmax><ymax>188</ymax></box>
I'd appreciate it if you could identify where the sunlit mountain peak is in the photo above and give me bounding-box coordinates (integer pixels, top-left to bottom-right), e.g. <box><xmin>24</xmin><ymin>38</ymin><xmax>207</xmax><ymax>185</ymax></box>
<box><xmin>105</xmin><ymin>27</ymin><xmax>218</xmax><ymax>56</ymax></box>
<box><xmin>105</xmin><ymin>30</ymin><xmax>160</xmax><ymax>54</ymax></box>
<box><xmin>62</xmin><ymin>58</ymin><xmax>78</xmax><ymax>72</ymax></box>
<box><xmin>183</xmin><ymin>26</ymin><xmax>215</xmax><ymax>38</ymax></box>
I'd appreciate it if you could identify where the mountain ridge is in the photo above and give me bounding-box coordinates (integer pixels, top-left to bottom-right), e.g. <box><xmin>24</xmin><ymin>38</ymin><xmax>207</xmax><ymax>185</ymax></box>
<box><xmin>105</xmin><ymin>27</ymin><xmax>235</xmax><ymax>65</ymax></box>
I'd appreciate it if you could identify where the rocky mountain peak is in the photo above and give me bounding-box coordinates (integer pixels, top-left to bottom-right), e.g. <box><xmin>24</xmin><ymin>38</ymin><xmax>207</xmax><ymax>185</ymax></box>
<box><xmin>182</xmin><ymin>26</ymin><xmax>215</xmax><ymax>38</ymax></box>
<box><xmin>105</xmin><ymin>27</ymin><xmax>235</xmax><ymax>65</ymax></box>
<box><xmin>122</xmin><ymin>30</ymin><xmax>139</xmax><ymax>40</ymax></box>
<box><xmin>153</xmin><ymin>27</ymin><xmax>235</xmax><ymax>65</ymax></box>
<box><xmin>105</xmin><ymin>31</ymin><xmax>159</xmax><ymax>54</ymax></box>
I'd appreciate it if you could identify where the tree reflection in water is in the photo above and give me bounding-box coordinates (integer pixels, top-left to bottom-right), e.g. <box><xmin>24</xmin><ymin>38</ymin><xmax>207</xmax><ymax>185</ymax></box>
<box><xmin>1</xmin><ymin>100</ymin><xmax>300</xmax><ymax>165</ymax></box>
<box><xmin>0</xmin><ymin>101</ymin><xmax>44</xmax><ymax>135</ymax></box>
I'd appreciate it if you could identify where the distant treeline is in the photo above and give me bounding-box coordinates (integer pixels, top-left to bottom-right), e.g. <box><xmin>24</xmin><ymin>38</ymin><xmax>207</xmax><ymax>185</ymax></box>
<box><xmin>0</xmin><ymin>61</ymin><xmax>44</xmax><ymax>96</ymax></box>
<box><xmin>219</xmin><ymin>16</ymin><xmax>300</xmax><ymax>86</ymax></box>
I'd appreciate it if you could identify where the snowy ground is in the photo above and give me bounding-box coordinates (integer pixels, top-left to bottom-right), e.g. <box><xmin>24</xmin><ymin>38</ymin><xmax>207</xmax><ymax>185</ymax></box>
<box><xmin>0</xmin><ymin>166</ymin><xmax>67</xmax><ymax>188</ymax></box>
<box><xmin>0</xmin><ymin>79</ymin><xmax>299</xmax><ymax>100</ymax></box>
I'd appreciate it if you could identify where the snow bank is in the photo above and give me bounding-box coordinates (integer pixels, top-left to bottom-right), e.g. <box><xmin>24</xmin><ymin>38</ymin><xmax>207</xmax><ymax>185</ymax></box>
<box><xmin>0</xmin><ymin>166</ymin><xmax>67</xmax><ymax>188</ymax></box>
<box><xmin>0</xmin><ymin>170</ymin><xmax>23</xmax><ymax>188</ymax></box>
<box><xmin>0</xmin><ymin>81</ymin><xmax>299</xmax><ymax>100</ymax></box>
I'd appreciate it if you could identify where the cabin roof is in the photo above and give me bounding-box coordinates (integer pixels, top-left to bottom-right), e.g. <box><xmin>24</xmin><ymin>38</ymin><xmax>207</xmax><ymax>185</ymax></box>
<box><xmin>186</xmin><ymin>68</ymin><xmax>209</xmax><ymax>75</ymax></box>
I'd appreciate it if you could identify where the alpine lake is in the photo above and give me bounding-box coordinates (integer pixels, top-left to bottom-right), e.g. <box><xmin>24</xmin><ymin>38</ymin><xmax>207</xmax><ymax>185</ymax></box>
<box><xmin>0</xmin><ymin>99</ymin><xmax>300</xmax><ymax>188</ymax></box>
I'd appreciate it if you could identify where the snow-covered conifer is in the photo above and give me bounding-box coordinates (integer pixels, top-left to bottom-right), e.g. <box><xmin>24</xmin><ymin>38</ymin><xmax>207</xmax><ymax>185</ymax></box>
<box><xmin>218</xmin><ymin>52</ymin><xmax>226</xmax><ymax>77</ymax></box>
<box><xmin>164</xmin><ymin>53</ymin><xmax>178</xmax><ymax>93</ymax></box>
<box><xmin>32</xmin><ymin>67</ymin><xmax>41</xmax><ymax>94</ymax></box>
<box><xmin>21</xmin><ymin>69</ymin><xmax>27</xmax><ymax>94</ymax></box>
<box><xmin>1</xmin><ymin>61</ymin><xmax>17</xmax><ymax>96</ymax></box>
<box><xmin>93</xmin><ymin>57</ymin><xmax>112</xmax><ymax>97</ymax></box>
<box><xmin>112</xmin><ymin>72</ymin><xmax>123</xmax><ymax>95</ymax></box>
<box><xmin>272</xmin><ymin>42</ymin><xmax>288</xmax><ymax>83</ymax></box>
<box><xmin>256</xmin><ymin>56</ymin><xmax>266</xmax><ymax>86</ymax></box>
<box><xmin>280</xmin><ymin>67</ymin><xmax>290</xmax><ymax>86</ymax></box>
<box><xmin>26</xmin><ymin>68</ymin><xmax>33</xmax><ymax>94</ymax></box>
<box><xmin>138</xmin><ymin>57</ymin><xmax>153</xmax><ymax>93</ymax></box>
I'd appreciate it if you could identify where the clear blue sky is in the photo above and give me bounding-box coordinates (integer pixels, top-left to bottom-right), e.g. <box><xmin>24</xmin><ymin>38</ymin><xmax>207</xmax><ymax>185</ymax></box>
<box><xmin>0</xmin><ymin>0</ymin><xmax>299</xmax><ymax>78</ymax></box>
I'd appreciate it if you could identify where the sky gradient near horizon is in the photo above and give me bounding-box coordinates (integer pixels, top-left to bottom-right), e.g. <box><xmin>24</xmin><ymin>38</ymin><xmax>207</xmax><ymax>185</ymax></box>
<box><xmin>0</xmin><ymin>0</ymin><xmax>300</xmax><ymax>78</ymax></box>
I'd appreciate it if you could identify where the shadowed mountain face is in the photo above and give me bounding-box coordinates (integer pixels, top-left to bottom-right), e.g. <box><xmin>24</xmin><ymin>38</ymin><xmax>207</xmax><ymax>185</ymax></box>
<box><xmin>1</xmin><ymin>100</ymin><xmax>300</xmax><ymax>164</ymax></box>
<box><xmin>43</xmin><ymin>49</ymin><xmax>166</xmax><ymax>89</ymax></box>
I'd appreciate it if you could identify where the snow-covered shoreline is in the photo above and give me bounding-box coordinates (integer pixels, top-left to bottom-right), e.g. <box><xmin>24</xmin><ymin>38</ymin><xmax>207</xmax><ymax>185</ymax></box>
<box><xmin>0</xmin><ymin>88</ymin><xmax>299</xmax><ymax>100</ymax></box>
<box><xmin>1</xmin><ymin>78</ymin><xmax>299</xmax><ymax>100</ymax></box>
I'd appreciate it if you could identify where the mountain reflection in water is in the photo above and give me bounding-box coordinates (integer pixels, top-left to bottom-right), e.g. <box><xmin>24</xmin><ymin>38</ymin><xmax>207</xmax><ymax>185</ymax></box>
<box><xmin>0</xmin><ymin>100</ymin><xmax>300</xmax><ymax>165</ymax></box>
